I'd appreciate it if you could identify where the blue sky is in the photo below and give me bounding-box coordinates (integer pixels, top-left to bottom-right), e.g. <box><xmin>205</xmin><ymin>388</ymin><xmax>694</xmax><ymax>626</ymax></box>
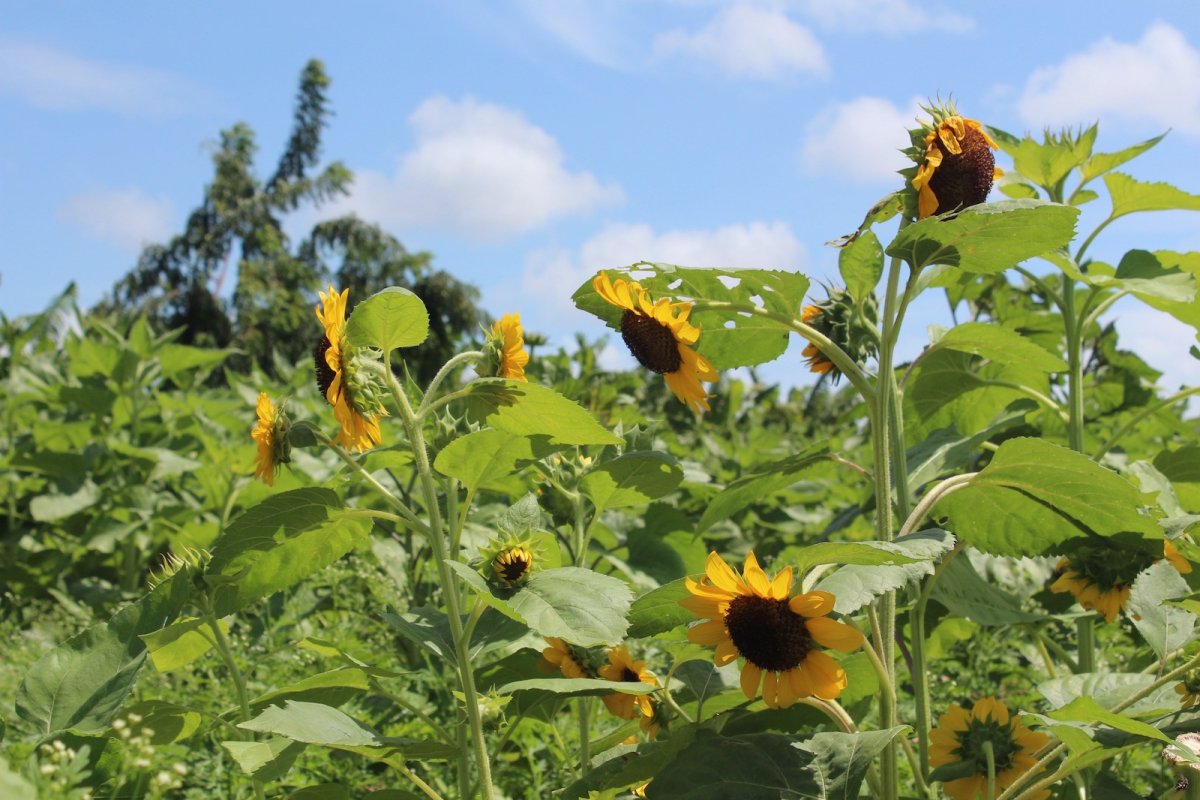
<box><xmin>3</xmin><ymin>1</ymin><xmax>1199</xmax><ymax>389</ymax></box>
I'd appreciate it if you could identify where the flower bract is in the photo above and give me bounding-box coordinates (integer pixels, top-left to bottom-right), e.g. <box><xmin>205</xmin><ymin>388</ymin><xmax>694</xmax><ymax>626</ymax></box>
<box><xmin>681</xmin><ymin>551</ymin><xmax>863</xmax><ymax>708</ymax></box>
<box><xmin>594</xmin><ymin>271</ymin><xmax>718</xmax><ymax>413</ymax></box>
<box><xmin>929</xmin><ymin>697</ymin><xmax>1049</xmax><ymax>800</ymax></box>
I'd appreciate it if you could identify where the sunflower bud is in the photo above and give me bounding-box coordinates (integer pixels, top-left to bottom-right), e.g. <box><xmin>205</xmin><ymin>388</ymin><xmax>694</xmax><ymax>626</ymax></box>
<box><xmin>801</xmin><ymin>287</ymin><xmax>879</xmax><ymax>382</ymax></box>
<box><xmin>906</xmin><ymin>101</ymin><xmax>1002</xmax><ymax>219</ymax></box>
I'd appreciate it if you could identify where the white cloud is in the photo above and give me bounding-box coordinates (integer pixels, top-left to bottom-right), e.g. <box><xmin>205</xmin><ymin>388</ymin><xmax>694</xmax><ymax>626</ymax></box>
<box><xmin>796</xmin><ymin>0</ymin><xmax>973</xmax><ymax>34</ymax></box>
<box><xmin>340</xmin><ymin>96</ymin><xmax>622</xmax><ymax>239</ymax></box>
<box><xmin>654</xmin><ymin>3</ymin><xmax>828</xmax><ymax>79</ymax></box>
<box><xmin>800</xmin><ymin>96</ymin><xmax>921</xmax><ymax>183</ymax></box>
<box><xmin>503</xmin><ymin>220</ymin><xmax>807</xmax><ymax>330</ymax></box>
<box><xmin>1018</xmin><ymin>22</ymin><xmax>1200</xmax><ymax>135</ymax></box>
<box><xmin>58</xmin><ymin>188</ymin><xmax>174</xmax><ymax>251</ymax></box>
<box><xmin>0</xmin><ymin>38</ymin><xmax>210</xmax><ymax>117</ymax></box>
<box><xmin>1109</xmin><ymin>304</ymin><xmax>1200</xmax><ymax>393</ymax></box>
<box><xmin>514</xmin><ymin>0</ymin><xmax>630</xmax><ymax>68</ymax></box>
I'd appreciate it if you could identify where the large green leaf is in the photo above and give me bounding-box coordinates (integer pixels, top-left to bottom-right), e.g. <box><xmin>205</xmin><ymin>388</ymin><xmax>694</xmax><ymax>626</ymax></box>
<box><xmin>815</xmin><ymin>530</ymin><xmax>956</xmax><ymax>615</ymax></box>
<box><xmin>581</xmin><ymin>452</ymin><xmax>683</xmax><ymax>512</ymax></box>
<box><xmin>929</xmin><ymin>556</ymin><xmax>1042</xmax><ymax>625</ymax></box>
<box><xmin>1107</xmin><ymin>250</ymin><xmax>1200</xmax><ymax>334</ymax></box>
<box><xmin>508</xmin><ymin>568</ymin><xmax>632</xmax><ymax>646</ymax></box>
<box><xmin>573</xmin><ymin>263</ymin><xmax>810</xmax><ymax>369</ymax></box>
<box><xmin>1127</xmin><ymin>561</ymin><xmax>1195</xmax><ymax>660</ymax></box>
<box><xmin>222</xmin><ymin>737</ymin><xmax>306</xmax><ymax>782</ymax></box>
<box><xmin>1088</xmin><ymin>250</ymin><xmax>1197</xmax><ymax>304</ymax></box>
<box><xmin>1080</xmin><ymin>134</ymin><xmax>1166</xmax><ymax>182</ymax></box>
<box><xmin>1047</xmin><ymin>697</ymin><xmax>1171</xmax><ymax>743</ymax></box>
<box><xmin>905</xmin><ymin>401</ymin><xmax>1036</xmax><ymax>492</ymax></box>
<box><xmin>139</xmin><ymin>617</ymin><xmax>224</xmax><ymax>673</ymax></box>
<box><xmin>645</xmin><ymin>728</ymin><xmax>905</xmax><ymax>799</ymax></box>
<box><xmin>434</xmin><ymin>428</ymin><xmax>562</xmax><ymax>494</ymax></box>
<box><xmin>886</xmin><ymin>200</ymin><xmax>1079</xmax><ymax>274</ymax></box>
<box><xmin>251</xmin><ymin>667</ymin><xmax>386</xmax><ymax>712</ymax></box>
<box><xmin>628</xmin><ymin>578</ymin><xmax>692</xmax><ymax>638</ymax></box>
<box><xmin>932</xmin><ymin>322</ymin><xmax>1067</xmax><ymax>372</ymax></box>
<box><xmin>464</xmin><ymin>379</ymin><xmax>621</xmax><ymax>446</ymax></box>
<box><xmin>206</xmin><ymin>488</ymin><xmax>372</xmax><ymax>616</ymax></box>
<box><xmin>497</xmin><ymin>677</ymin><xmax>657</xmax><ymax>697</ymax></box>
<box><xmin>933</xmin><ymin>438</ymin><xmax>1159</xmax><ymax>556</ymax></box>
<box><xmin>1105</xmin><ymin>172</ymin><xmax>1200</xmax><ymax>220</ymax></box>
<box><xmin>1039</xmin><ymin>673</ymin><xmax>1179</xmax><ymax>717</ymax></box>
<box><xmin>838</xmin><ymin>228</ymin><xmax>883</xmax><ymax>299</ymax></box>
<box><xmin>239</xmin><ymin>700</ymin><xmax>456</xmax><ymax>760</ymax></box>
<box><xmin>1012</xmin><ymin>135</ymin><xmax>1086</xmax><ymax>190</ymax></box>
<box><xmin>344</xmin><ymin>287</ymin><xmax>429</xmax><ymax>352</ymax></box>
<box><xmin>29</xmin><ymin>480</ymin><xmax>100</xmax><ymax>522</ymax></box>
<box><xmin>698</xmin><ymin>446</ymin><xmax>829</xmax><ymax>532</ymax></box>
<box><xmin>15</xmin><ymin>572</ymin><xmax>191</xmax><ymax>735</ymax></box>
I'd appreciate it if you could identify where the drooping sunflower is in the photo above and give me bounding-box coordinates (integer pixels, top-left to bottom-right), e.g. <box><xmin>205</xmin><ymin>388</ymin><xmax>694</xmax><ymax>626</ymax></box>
<box><xmin>541</xmin><ymin>637</ymin><xmax>589</xmax><ymax>679</ymax></box>
<box><xmin>250</xmin><ymin>392</ymin><xmax>290</xmax><ymax>486</ymax></box>
<box><xmin>1049</xmin><ymin>538</ymin><xmax>1179</xmax><ymax>623</ymax></box>
<box><xmin>598</xmin><ymin>645</ymin><xmax>658</xmax><ymax>721</ymax></box>
<box><xmin>801</xmin><ymin>305</ymin><xmax>836</xmax><ymax>376</ymax></box>
<box><xmin>681</xmin><ymin>551</ymin><xmax>864</xmax><ymax>708</ymax></box>
<box><xmin>485</xmin><ymin>312</ymin><xmax>530</xmax><ymax>381</ymax></box>
<box><xmin>1176</xmin><ymin>670</ymin><xmax>1200</xmax><ymax>710</ymax></box>
<box><xmin>314</xmin><ymin>285</ymin><xmax>387</xmax><ymax>453</ymax></box>
<box><xmin>594</xmin><ymin>271</ymin><xmax>718</xmax><ymax>413</ymax></box>
<box><xmin>930</xmin><ymin>697</ymin><xmax>1049</xmax><ymax>800</ymax></box>
<box><xmin>909</xmin><ymin>105</ymin><xmax>1003</xmax><ymax>220</ymax></box>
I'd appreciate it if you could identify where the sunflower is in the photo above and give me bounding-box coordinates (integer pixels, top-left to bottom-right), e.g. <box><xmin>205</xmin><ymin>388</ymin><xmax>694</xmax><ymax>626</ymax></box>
<box><xmin>681</xmin><ymin>551</ymin><xmax>864</xmax><ymax>708</ymax></box>
<box><xmin>1049</xmin><ymin>558</ymin><xmax>1130</xmax><ymax>623</ymax></box>
<box><xmin>930</xmin><ymin>698</ymin><xmax>1049</xmax><ymax>800</ymax></box>
<box><xmin>1176</xmin><ymin>670</ymin><xmax>1200</xmax><ymax>710</ymax></box>
<box><xmin>314</xmin><ymin>285</ymin><xmax>387</xmax><ymax>453</ymax></box>
<box><xmin>594</xmin><ymin>271</ymin><xmax>718</xmax><ymax>413</ymax></box>
<box><xmin>598</xmin><ymin>645</ymin><xmax>657</xmax><ymax>721</ymax></box>
<box><xmin>250</xmin><ymin>392</ymin><xmax>289</xmax><ymax>486</ymax></box>
<box><xmin>801</xmin><ymin>305</ymin><xmax>836</xmax><ymax>376</ymax></box>
<box><xmin>485</xmin><ymin>312</ymin><xmax>530</xmax><ymax>381</ymax></box>
<box><xmin>541</xmin><ymin>637</ymin><xmax>589</xmax><ymax>679</ymax></box>
<box><xmin>910</xmin><ymin>111</ymin><xmax>1003</xmax><ymax>219</ymax></box>
<box><xmin>492</xmin><ymin>546</ymin><xmax>534</xmax><ymax>587</ymax></box>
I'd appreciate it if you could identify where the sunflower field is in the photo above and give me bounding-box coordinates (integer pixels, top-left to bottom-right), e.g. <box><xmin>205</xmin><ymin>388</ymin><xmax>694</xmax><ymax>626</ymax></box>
<box><xmin>4</xmin><ymin>104</ymin><xmax>1200</xmax><ymax>800</ymax></box>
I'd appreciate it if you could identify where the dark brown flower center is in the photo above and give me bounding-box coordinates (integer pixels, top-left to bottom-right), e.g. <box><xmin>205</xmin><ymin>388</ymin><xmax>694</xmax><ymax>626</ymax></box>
<box><xmin>928</xmin><ymin>126</ymin><xmax>995</xmax><ymax>216</ymax></box>
<box><xmin>619</xmin><ymin>666</ymin><xmax>640</xmax><ymax>683</ymax></box>
<box><xmin>724</xmin><ymin>595</ymin><xmax>812</xmax><ymax>672</ymax></box>
<box><xmin>621</xmin><ymin>310</ymin><xmax>682</xmax><ymax>374</ymax></box>
<box><xmin>494</xmin><ymin>550</ymin><xmax>532</xmax><ymax>584</ymax></box>
<box><xmin>314</xmin><ymin>336</ymin><xmax>336</xmax><ymax>396</ymax></box>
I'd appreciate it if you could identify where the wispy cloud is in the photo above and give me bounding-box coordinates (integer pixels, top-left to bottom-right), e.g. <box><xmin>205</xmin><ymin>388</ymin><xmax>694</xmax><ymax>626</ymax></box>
<box><xmin>654</xmin><ymin>3</ymin><xmax>828</xmax><ymax>80</ymax></box>
<box><xmin>59</xmin><ymin>187</ymin><xmax>174</xmax><ymax>251</ymax></box>
<box><xmin>339</xmin><ymin>96</ymin><xmax>621</xmax><ymax>240</ymax></box>
<box><xmin>796</xmin><ymin>0</ymin><xmax>973</xmax><ymax>35</ymax></box>
<box><xmin>513</xmin><ymin>0</ymin><xmax>634</xmax><ymax>69</ymax></box>
<box><xmin>800</xmin><ymin>96</ymin><xmax>921</xmax><ymax>183</ymax></box>
<box><xmin>1018</xmin><ymin>22</ymin><xmax>1200</xmax><ymax>135</ymax></box>
<box><xmin>0</xmin><ymin>38</ymin><xmax>213</xmax><ymax>117</ymax></box>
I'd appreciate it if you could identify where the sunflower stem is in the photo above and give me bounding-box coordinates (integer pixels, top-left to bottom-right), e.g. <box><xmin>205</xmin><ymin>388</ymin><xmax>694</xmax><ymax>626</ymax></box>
<box><xmin>314</xmin><ymin>428</ymin><xmax>431</xmax><ymax>536</ymax></box>
<box><xmin>1093</xmin><ymin>386</ymin><xmax>1200</xmax><ymax>460</ymax></box>
<box><xmin>1076</xmin><ymin>616</ymin><xmax>1096</xmax><ymax>674</ymax></box>
<box><xmin>387</xmin><ymin>368</ymin><xmax>496</xmax><ymax>800</ymax></box>
<box><xmin>577</xmin><ymin>698</ymin><xmax>591</xmax><ymax>779</ymax></box>
<box><xmin>984</xmin><ymin>740</ymin><xmax>997</xmax><ymax>800</ymax></box>
<box><xmin>418</xmin><ymin>350</ymin><xmax>484</xmax><ymax>416</ymax></box>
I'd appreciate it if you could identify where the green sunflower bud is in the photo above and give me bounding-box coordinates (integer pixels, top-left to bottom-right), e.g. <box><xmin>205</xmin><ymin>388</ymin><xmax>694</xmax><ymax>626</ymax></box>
<box><xmin>801</xmin><ymin>287</ymin><xmax>879</xmax><ymax>382</ymax></box>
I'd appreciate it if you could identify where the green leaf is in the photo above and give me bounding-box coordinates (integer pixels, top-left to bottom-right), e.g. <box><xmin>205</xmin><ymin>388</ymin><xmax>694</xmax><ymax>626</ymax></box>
<box><xmin>139</xmin><ymin>617</ymin><xmax>223</xmax><ymax>673</ymax></box>
<box><xmin>886</xmin><ymin>200</ymin><xmax>1079</xmax><ymax>274</ymax></box>
<box><xmin>781</xmin><ymin>542</ymin><xmax>923</xmax><ymax>575</ymax></box>
<box><xmin>1080</xmin><ymin>133</ymin><xmax>1166</xmax><ymax>182</ymax></box>
<box><xmin>345</xmin><ymin>286</ymin><xmax>429</xmax><ymax>352</ymax></box>
<box><xmin>206</xmin><ymin>489</ymin><xmax>372</xmax><ymax>616</ymax></box>
<box><xmin>29</xmin><ymin>479</ymin><xmax>100</xmax><ymax>522</ymax></box>
<box><xmin>158</xmin><ymin>344</ymin><xmax>233</xmax><ymax>386</ymax></box>
<box><xmin>581</xmin><ymin>452</ymin><xmax>683</xmax><ymax>512</ymax></box>
<box><xmin>15</xmin><ymin>571</ymin><xmax>191</xmax><ymax>735</ymax></box>
<box><xmin>929</xmin><ymin>556</ymin><xmax>1042</xmax><ymax>625</ymax></box>
<box><xmin>698</xmin><ymin>445</ymin><xmax>829</xmax><ymax>532</ymax></box>
<box><xmin>125</xmin><ymin>700</ymin><xmax>205</xmax><ymax>744</ymax></box>
<box><xmin>1105</xmin><ymin>172</ymin><xmax>1200</xmax><ymax>219</ymax></box>
<box><xmin>434</xmin><ymin>428</ymin><xmax>562</xmax><ymax>494</ymax></box>
<box><xmin>906</xmin><ymin>401</ymin><xmax>1036</xmax><ymax>491</ymax></box>
<box><xmin>239</xmin><ymin>700</ymin><xmax>456</xmax><ymax>761</ymax></box>
<box><xmin>793</xmin><ymin>727</ymin><xmax>910</xmax><ymax>800</ymax></box>
<box><xmin>1038</xmin><ymin>673</ymin><xmax>1179</xmax><ymax>717</ymax></box>
<box><xmin>573</xmin><ymin>263</ymin><xmax>810</xmax><ymax>369</ymax></box>
<box><xmin>222</xmin><ymin>737</ymin><xmax>306</xmax><ymax>782</ymax></box>
<box><xmin>0</xmin><ymin>758</ymin><xmax>36</xmax><ymax>800</ymax></box>
<box><xmin>628</xmin><ymin>578</ymin><xmax>693</xmax><ymax>638</ymax></box>
<box><xmin>1088</xmin><ymin>250</ymin><xmax>1197</xmax><ymax>303</ymax></box>
<box><xmin>1047</xmin><ymin>697</ymin><xmax>1171</xmax><ymax>743</ymax></box>
<box><xmin>497</xmin><ymin>677</ymin><xmax>657</xmax><ymax>696</ymax></box>
<box><xmin>509</xmin><ymin>568</ymin><xmax>632</xmax><ymax>646</ymax></box>
<box><xmin>444</xmin><ymin>560</ymin><xmax>527</xmax><ymax>625</ymax></box>
<box><xmin>998</xmin><ymin>181</ymin><xmax>1039</xmax><ymax>200</ymax></box>
<box><xmin>1128</xmin><ymin>561</ymin><xmax>1195</xmax><ymax>660</ymax></box>
<box><xmin>838</xmin><ymin>228</ymin><xmax>883</xmax><ymax>299</ymax></box>
<box><xmin>1012</xmin><ymin>136</ymin><xmax>1082</xmax><ymax>190</ymax></box>
<box><xmin>251</xmin><ymin>667</ymin><xmax>384</xmax><ymax>712</ymax></box>
<box><xmin>1155</xmin><ymin>446</ymin><xmax>1200</xmax><ymax>512</ymax></box>
<box><xmin>464</xmin><ymin>379</ymin><xmax>621</xmax><ymax>446</ymax></box>
<box><xmin>933</xmin><ymin>322</ymin><xmax>1067</xmax><ymax>372</ymax></box>
<box><xmin>933</xmin><ymin>438</ymin><xmax>1160</xmax><ymax>556</ymax></box>
<box><xmin>815</xmin><ymin>530</ymin><xmax>956</xmax><ymax>615</ymax></box>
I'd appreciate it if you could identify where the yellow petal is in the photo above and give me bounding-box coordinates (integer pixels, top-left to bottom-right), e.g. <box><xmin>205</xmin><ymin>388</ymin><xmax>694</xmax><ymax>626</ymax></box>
<box><xmin>740</xmin><ymin>662</ymin><xmax>762</xmax><ymax>700</ymax></box>
<box><xmin>687</xmin><ymin>619</ymin><xmax>729</xmax><ymax>646</ymax></box>
<box><xmin>789</xmin><ymin>590</ymin><xmax>835</xmax><ymax>618</ymax></box>
<box><xmin>806</xmin><ymin>617</ymin><xmax>865</xmax><ymax>652</ymax></box>
<box><xmin>705</xmin><ymin>551</ymin><xmax>748</xmax><ymax>594</ymax></box>
<box><xmin>803</xmin><ymin>650</ymin><xmax>848</xmax><ymax>701</ymax></box>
